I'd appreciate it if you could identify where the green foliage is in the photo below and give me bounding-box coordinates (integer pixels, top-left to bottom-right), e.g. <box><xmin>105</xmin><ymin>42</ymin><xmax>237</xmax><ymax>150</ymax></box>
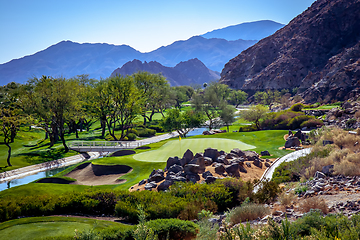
<box><xmin>254</xmin><ymin>180</ymin><xmax>280</xmax><ymax>203</ymax></box>
<box><xmin>240</xmin><ymin>105</ymin><xmax>268</xmax><ymax>130</ymax></box>
<box><xmin>289</xmin><ymin>115</ymin><xmax>314</xmax><ymax>129</ymax></box>
<box><xmin>126</xmin><ymin>133</ymin><xmax>137</xmax><ymax>141</ymax></box>
<box><xmin>227</xmin><ymin>203</ymin><xmax>270</xmax><ymax>225</ymax></box>
<box><xmin>300</xmin><ymin>119</ymin><xmax>324</xmax><ymax>129</ymax></box>
<box><xmin>290</xmin><ymin>103</ymin><xmax>304</xmax><ymax>112</ymax></box>
<box><xmin>146</xmin><ymin>218</ymin><xmax>198</xmax><ymax>240</ymax></box>
<box><xmin>137</xmin><ymin>128</ymin><xmax>156</xmax><ymax>137</ymax></box>
<box><xmin>147</xmin><ymin>125</ymin><xmax>164</xmax><ymax>133</ymax></box>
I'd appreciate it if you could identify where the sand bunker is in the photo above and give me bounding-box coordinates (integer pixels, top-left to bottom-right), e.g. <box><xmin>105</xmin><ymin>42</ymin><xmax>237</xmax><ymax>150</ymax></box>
<box><xmin>36</xmin><ymin>177</ymin><xmax>74</xmax><ymax>184</ymax></box>
<box><xmin>110</xmin><ymin>149</ymin><xmax>136</xmax><ymax>157</ymax></box>
<box><xmin>65</xmin><ymin>162</ymin><xmax>132</xmax><ymax>186</ymax></box>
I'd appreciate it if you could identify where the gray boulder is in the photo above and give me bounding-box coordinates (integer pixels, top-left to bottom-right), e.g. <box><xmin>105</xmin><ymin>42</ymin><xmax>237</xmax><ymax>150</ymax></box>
<box><xmin>138</xmin><ymin>179</ymin><xmax>147</xmax><ymax>186</ymax></box>
<box><xmin>239</xmin><ymin>163</ymin><xmax>248</xmax><ymax>173</ymax></box>
<box><xmin>216</xmin><ymin>155</ymin><xmax>229</xmax><ymax>165</ymax></box>
<box><xmin>225</xmin><ymin>163</ymin><xmax>240</xmax><ymax>177</ymax></box>
<box><xmin>243</xmin><ymin>151</ymin><xmax>259</xmax><ymax>161</ymax></box>
<box><xmin>157</xmin><ymin>180</ymin><xmax>173</xmax><ymax>191</ymax></box>
<box><xmin>202</xmin><ymin>171</ymin><xmax>213</xmax><ymax>179</ymax></box>
<box><xmin>205</xmin><ymin>176</ymin><xmax>217</xmax><ymax>184</ymax></box>
<box><xmin>168</xmin><ymin>165</ymin><xmax>184</xmax><ymax>174</ymax></box>
<box><xmin>314</xmin><ymin>171</ymin><xmax>326</xmax><ymax>179</ymax></box>
<box><xmin>194</xmin><ymin>152</ymin><xmax>203</xmax><ymax>158</ymax></box>
<box><xmin>214</xmin><ymin>163</ymin><xmax>225</xmax><ymax>174</ymax></box>
<box><xmin>144</xmin><ymin>181</ymin><xmax>157</xmax><ymax>190</ymax></box>
<box><xmin>184</xmin><ymin>164</ymin><xmax>200</xmax><ymax>174</ymax></box>
<box><xmin>285</xmin><ymin>137</ymin><xmax>301</xmax><ymax>148</ymax></box>
<box><xmin>149</xmin><ymin>173</ymin><xmax>165</xmax><ymax>183</ymax></box>
<box><xmin>261</xmin><ymin>151</ymin><xmax>270</xmax><ymax>156</ymax></box>
<box><xmin>265</xmin><ymin>162</ymin><xmax>271</xmax><ymax>168</ymax></box>
<box><xmin>225</xmin><ymin>153</ymin><xmax>239</xmax><ymax>159</ymax></box>
<box><xmin>204</xmin><ymin>148</ymin><xmax>219</xmax><ymax>161</ymax></box>
<box><xmin>166</xmin><ymin>157</ymin><xmax>180</xmax><ymax>170</ymax></box>
<box><xmin>231</xmin><ymin>148</ymin><xmax>245</xmax><ymax>157</ymax></box>
<box><xmin>183</xmin><ymin>149</ymin><xmax>194</xmax><ymax>163</ymax></box>
<box><xmin>204</xmin><ymin>157</ymin><xmax>213</xmax><ymax>166</ymax></box>
<box><xmin>322</xmin><ymin>165</ymin><xmax>334</xmax><ymax>176</ymax></box>
<box><xmin>246</xmin><ymin>162</ymin><xmax>252</xmax><ymax>168</ymax></box>
<box><xmin>253</xmin><ymin>159</ymin><xmax>263</xmax><ymax>168</ymax></box>
<box><xmin>172</xmin><ymin>176</ymin><xmax>186</xmax><ymax>182</ymax></box>
<box><xmin>186</xmin><ymin>173</ymin><xmax>200</xmax><ymax>183</ymax></box>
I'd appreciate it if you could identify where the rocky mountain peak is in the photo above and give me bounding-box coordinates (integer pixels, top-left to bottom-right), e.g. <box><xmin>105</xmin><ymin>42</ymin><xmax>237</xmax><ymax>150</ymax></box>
<box><xmin>220</xmin><ymin>0</ymin><xmax>360</xmax><ymax>102</ymax></box>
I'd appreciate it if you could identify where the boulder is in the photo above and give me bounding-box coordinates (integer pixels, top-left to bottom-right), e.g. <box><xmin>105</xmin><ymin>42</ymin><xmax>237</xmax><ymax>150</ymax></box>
<box><xmin>204</xmin><ymin>157</ymin><xmax>213</xmax><ymax>166</ymax></box>
<box><xmin>184</xmin><ymin>164</ymin><xmax>200</xmax><ymax>174</ymax></box>
<box><xmin>214</xmin><ymin>163</ymin><xmax>225</xmax><ymax>174</ymax></box>
<box><xmin>138</xmin><ymin>179</ymin><xmax>147</xmax><ymax>186</ymax></box>
<box><xmin>243</xmin><ymin>151</ymin><xmax>259</xmax><ymax>161</ymax></box>
<box><xmin>239</xmin><ymin>163</ymin><xmax>248</xmax><ymax>173</ymax></box>
<box><xmin>265</xmin><ymin>162</ymin><xmax>271</xmax><ymax>168</ymax></box>
<box><xmin>202</xmin><ymin>171</ymin><xmax>213</xmax><ymax>179</ymax></box>
<box><xmin>322</xmin><ymin>140</ymin><xmax>334</xmax><ymax>146</ymax></box>
<box><xmin>173</xmin><ymin>176</ymin><xmax>186</xmax><ymax>182</ymax></box>
<box><xmin>321</xmin><ymin>165</ymin><xmax>334</xmax><ymax>176</ymax></box>
<box><xmin>149</xmin><ymin>169</ymin><xmax>164</xmax><ymax>178</ymax></box>
<box><xmin>205</xmin><ymin>176</ymin><xmax>217</xmax><ymax>184</ymax></box>
<box><xmin>285</xmin><ymin>137</ymin><xmax>301</xmax><ymax>148</ymax></box>
<box><xmin>157</xmin><ymin>180</ymin><xmax>173</xmax><ymax>191</ymax></box>
<box><xmin>186</xmin><ymin>173</ymin><xmax>200</xmax><ymax>183</ymax></box>
<box><xmin>231</xmin><ymin>148</ymin><xmax>245</xmax><ymax>157</ymax></box>
<box><xmin>204</xmin><ymin>148</ymin><xmax>220</xmax><ymax>161</ymax></box>
<box><xmin>219</xmin><ymin>150</ymin><xmax>226</xmax><ymax>156</ymax></box>
<box><xmin>182</xmin><ymin>149</ymin><xmax>194</xmax><ymax>163</ymax></box>
<box><xmin>225</xmin><ymin>153</ymin><xmax>239</xmax><ymax>159</ymax></box>
<box><xmin>168</xmin><ymin>165</ymin><xmax>184</xmax><ymax>174</ymax></box>
<box><xmin>245</xmin><ymin>162</ymin><xmax>252</xmax><ymax>168</ymax></box>
<box><xmin>216</xmin><ymin>155</ymin><xmax>229</xmax><ymax>165</ymax></box>
<box><xmin>166</xmin><ymin>157</ymin><xmax>180</xmax><ymax>170</ymax></box>
<box><xmin>149</xmin><ymin>173</ymin><xmax>165</xmax><ymax>183</ymax></box>
<box><xmin>144</xmin><ymin>181</ymin><xmax>157</xmax><ymax>190</ymax></box>
<box><xmin>194</xmin><ymin>152</ymin><xmax>203</xmax><ymax>158</ymax></box>
<box><xmin>253</xmin><ymin>159</ymin><xmax>263</xmax><ymax>168</ymax></box>
<box><xmin>225</xmin><ymin>163</ymin><xmax>240</xmax><ymax>177</ymax></box>
<box><xmin>261</xmin><ymin>150</ymin><xmax>270</xmax><ymax>156</ymax></box>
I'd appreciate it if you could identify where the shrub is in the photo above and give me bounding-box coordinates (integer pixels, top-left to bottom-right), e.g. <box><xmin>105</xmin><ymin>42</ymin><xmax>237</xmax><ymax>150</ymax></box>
<box><xmin>289</xmin><ymin>115</ymin><xmax>314</xmax><ymax>129</ymax></box>
<box><xmin>300</xmin><ymin>119</ymin><xmax>324</xmax><ymax>129</ymax></box>
<box><xmin>148</xmin><ymin>124</ymin><xmax>164</xmax><ymax>133</ymax></box>
<box><xmin>137</xmin><ymin>128</ymin><xmax>156</xmax><ymax>137</ymax></box>
<box><xmin>127</xmin><ymin>129</ymin><xmax>139</xmax><ymax>136</ymax></box>
<box><xmin>299</xmin><ymin>197</ymin><xmax>328</xmax><ymax>214</ymax></box>
<box><xmin>254</xmin><ymin>180</ymin><xmax>280</xmax><ymax>203</ymax></box>
<box><xmin>227</xmin><ymin>203</ymin><xmax>270</xmax><ymax>225</ymax></box>
<box><xmin>290</xmin><ymin>103</ymin><xmax>304</xmax><ymax>112</ymax></box>
<box><xmin>146</xmin><ymin>218</ymin><xmax>198</xmax><ymax>240</ymax></box>
<box><xmin>278</xmin><ymin>191</ymin><xmax>296</xmax><ymax>207</ymax></box>
<box><xmin>126</xmin><ymin>133</ymin><xmax>137</xmax><ymax>141</ymax></box>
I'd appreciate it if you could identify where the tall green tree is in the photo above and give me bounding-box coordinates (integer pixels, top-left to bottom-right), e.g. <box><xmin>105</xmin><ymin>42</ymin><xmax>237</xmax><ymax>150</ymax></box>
<box><xmin>133</xmin><ymin>72</ymin><xmax>169</xmax><ymax>125</ymax></box>
<box><xmin>0</xmin><ymin>82</ymin><xmax>25</xmax><ymax>166</ymax></box>
<box><xmin>219</xmin><ymin>104</ymin><xmax>236</xmax><ymax>132</ymax></box>
<box><xmin>23</xmin><ymin>76</ymin><xmax>82</xmax><ymax>152</ymax></box>
<box><xmin>105</xmin><ymin>75</ymin><xmax>142</xmax><ymax>140</ymax></box>
<box><xmin>240</xmin><ymin>104</ymin><xmax>269</xmax><ymax>130</ymax></box>
<box><xmin>161</xmin><ymin>108</ymin><xmax>204</xmax><ymax>137</ymax></box>
<box><xmin>229</xmin><ymin>90</ymin><xmax>248</xmax><ymax>107</ymax></box>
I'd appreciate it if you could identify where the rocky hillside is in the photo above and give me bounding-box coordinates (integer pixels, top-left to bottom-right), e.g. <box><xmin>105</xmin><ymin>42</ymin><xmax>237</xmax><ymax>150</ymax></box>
<box><xmin>111</xmin><ymin>58</ymin><xmax>219</xmax><ymax>86</ymax></box>
<box><xmin>220</xmin><ymin>0</ymin><xmax>360</xmax><ymax>103</ymax></box>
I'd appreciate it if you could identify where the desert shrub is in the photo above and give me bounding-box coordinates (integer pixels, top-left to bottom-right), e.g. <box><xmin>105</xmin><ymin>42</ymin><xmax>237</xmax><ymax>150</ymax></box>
<box><xmin>299</xmin><ymin>197</ymin><xmax>328</xmax><ymax>215</ymax></box>
<box><xmin>261</xmin><ymin>110</ymin><xmax>304</xmax><ymax>130</ymax></box>
<box><xmin>267</xmin><ymin>217</ymin><xmax>295</xmax><ymax>240</ymax></box>
<box><xmin>289</xmin><ymin>115</ymin><xmax>314</xmax><ymax>129</ymax></box>
<box><xmin>227</xmin><ymin>203</ymin><xmax>270</xmax><ymax>225</ymax></box>
<box><xmin>290</xmin><ymin>103</ymin><xmax>304</xmax><ymax>112</ymax></box>
<box><xmin>290</xmin><ymin>210</ymin><xmax>327</xmax><ymax>236</ymax></box>
<box><xmin>278</xmin><ymin>191</ymin><xmax>296</xmax><ymax>207</ymax></box>
<box><xmin>146</xmin><ymin>218</ymin><xmax>198</xmax><ymax>240</ymax></box>
<box><xmin>126</xmin><ymin>133</ymin><xmax>137</xmax><ymax>141</ymax></box>
<box><xmin>254</xmin><ymin>180</ymin><xmax>281</xmax><ymax>204</ymax></box>
<box><xmin>137</xmin><ymin>128</ymin><xmax>156</xmax><ymax>137</ymax></box>
<box><xmin>294</xmin><ymin>185</ymin><xmax>308</xmax><ymax>195</ymax></box>
<box><xmin>300</xmin><ymin>118</ymin><xmax>324</xmax><ymax>129</ymax></box>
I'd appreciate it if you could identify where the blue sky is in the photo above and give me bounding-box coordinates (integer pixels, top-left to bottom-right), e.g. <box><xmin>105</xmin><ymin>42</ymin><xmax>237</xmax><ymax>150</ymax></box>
<box><xmin>0</xmin><ymin>0</ymin><xmax>316</xmax><ymax>64</ymax></box>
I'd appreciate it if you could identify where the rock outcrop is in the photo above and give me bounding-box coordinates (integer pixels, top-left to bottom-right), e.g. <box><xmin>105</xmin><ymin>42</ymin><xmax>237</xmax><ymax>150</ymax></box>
<box><xmin>220</xmin><ymin>0</ymin><xmax>360</xmax><ymax>103</ymax></box>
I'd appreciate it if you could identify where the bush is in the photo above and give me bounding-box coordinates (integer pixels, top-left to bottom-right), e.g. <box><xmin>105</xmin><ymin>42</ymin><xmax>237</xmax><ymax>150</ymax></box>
<box><xmin>148</xmin><ymin>124</ymin><xmax>164</xmax><ymax>133</ymax></box>
<box><xmin>300</xmin><ymin>119</ymin><xmax>324</xmax><ymax>129</ymax></box>
<box><xmin>289</xmin><ymin>115</ymin><xmax>314</xmax><ymax>129</ymax></box>
<box><xmin>126</xmin><ymin>133</ymin><xmax>137</xmax><ymax>141</ymax></box>
<box><xmin>299</xmin><ymin>197</ymin><xmax>328</xmax><ymax>214</ymax></box>
<box><xmin>146</xmin><ymin>218</ymin><xmax>198</xmax><ymax>240</ymax></box>
<box><xmin>278</xmin><ymin>191</ymin><xmax>296</xmax><ymax>207</ymax></box>
<box><xmin>137</xmin><ymin>128</ymin><xmax>156</xmax><ymax>137</ymax></box>
<box><xmin>227</xmin><ymin>203</ymin><xmax>270</xmax><ymax>225</ymax></box>
<box><xmin>290</xmin><ymin>103</ymin><xmax>304</xmax><ymax>112</ymax></box>
<box><xmin>254</xmin><ymin>180</ymin><xmax>280</xmax><ymax>203</ymax></box>
<box><xmin>127</xmin><ymin>129</ymin><xmax>139</xmax><ymax>136</ymax></box>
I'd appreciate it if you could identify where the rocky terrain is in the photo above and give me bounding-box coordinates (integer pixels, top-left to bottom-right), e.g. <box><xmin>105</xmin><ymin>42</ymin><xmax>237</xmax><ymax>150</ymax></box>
<box><xmin>220</xmin><ymin>0</ymin><xmax>360</xmax><ymax>103</ymax></box>
<box><xmin>111</xmin><ymin>58</ymin><xmax>219</xmax><ymax>86</ymax></box>
<box><xmin>130</xmin><ymin>148</ymin><xmax>274</xmax><ymax>192</ymax></box>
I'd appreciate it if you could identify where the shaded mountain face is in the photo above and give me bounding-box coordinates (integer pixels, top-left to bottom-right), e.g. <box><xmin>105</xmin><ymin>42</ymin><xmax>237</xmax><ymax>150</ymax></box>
<box><xmin>220</xmin><ymin>0</ymin><xmax>360</xmax><ymax>103</ymax></box>
<box><xmin>201</xmin><ymin>20</ymin><xmax>285</xmax><ymax>41</ymax></box>
<box><xmin>111</xmin><ymin>58</ymin><xmax>219</xmax><ymax>86</ymax></box>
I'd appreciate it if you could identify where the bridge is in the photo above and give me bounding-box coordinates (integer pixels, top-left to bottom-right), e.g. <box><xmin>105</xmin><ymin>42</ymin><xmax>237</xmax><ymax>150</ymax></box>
<box><xmin>68</xmin><ymin>131</ymin><xmax>180</xmax><ymax>152</ymax></box>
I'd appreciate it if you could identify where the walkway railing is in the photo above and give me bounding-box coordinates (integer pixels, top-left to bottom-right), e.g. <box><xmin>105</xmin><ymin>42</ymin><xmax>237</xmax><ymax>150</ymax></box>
<box><xmin>68</xmin><ymin>141</ymin><xmax>145</xmax><ymax>152</ymax></box>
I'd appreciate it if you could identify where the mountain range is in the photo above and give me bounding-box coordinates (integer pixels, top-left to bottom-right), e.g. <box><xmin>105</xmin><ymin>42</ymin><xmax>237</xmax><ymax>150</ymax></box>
<box><xmin>0</xmin><ymin>21</ymin><xmax>284</xmax><ymax>85</ymax></box>
<box><xmin>111</xmin><ymin>58</ymin><xmax>219</xmax><ymax>86</ymax></box>
<box><xmin>220</xmin><ymin>0</ymin><xmax>360</xmax><ymax>102</ymax></box>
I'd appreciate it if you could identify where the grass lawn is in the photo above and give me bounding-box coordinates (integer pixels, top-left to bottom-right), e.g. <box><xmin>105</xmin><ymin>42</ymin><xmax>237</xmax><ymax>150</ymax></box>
<box><xmin>134</xmin><ymin>138</ymin><xmax>255</xmax><ymax>162</ymax></box>
<box><xmin>0</xmin><ymin>216</ymin><xmax>132</xmax><ymax>240</ymax></box>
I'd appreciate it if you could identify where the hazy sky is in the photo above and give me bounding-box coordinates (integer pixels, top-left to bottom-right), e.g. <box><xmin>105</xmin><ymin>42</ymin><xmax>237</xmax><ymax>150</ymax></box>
<box><xmin>0</xmin><ymin>0</ymin><xmax>316</xmax><ymax>64</ymax></box>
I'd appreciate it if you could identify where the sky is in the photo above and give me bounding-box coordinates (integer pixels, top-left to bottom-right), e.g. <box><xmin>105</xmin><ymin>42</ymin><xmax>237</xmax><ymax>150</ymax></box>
<box><xmin>0</xmin><ymin>0</ymin><xmax>316</xmax><ymax>64</ymax></box>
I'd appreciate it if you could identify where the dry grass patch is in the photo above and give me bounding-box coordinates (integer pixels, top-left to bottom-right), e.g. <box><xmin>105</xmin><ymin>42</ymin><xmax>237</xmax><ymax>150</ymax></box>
<box><xmin>278</xmin><ymin>191</ymin><xmax>296</xmax><ymax>208</ymax></box>
<box><xmin>227</xmin><ymin>203</ymin><xmax>270</xmax><ymax>225</ymax></box>
<box><xmin>300</xmin><ymin>197</ymin><xmax>328</xmax><ymax>215</ymax></box>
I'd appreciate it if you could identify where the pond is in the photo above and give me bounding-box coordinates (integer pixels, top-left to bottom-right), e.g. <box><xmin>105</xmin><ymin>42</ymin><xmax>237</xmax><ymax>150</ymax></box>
<box><xmin>0</xmin><ymin>166</ymin><xmax>70</xmax><ymax>192</ymax></box>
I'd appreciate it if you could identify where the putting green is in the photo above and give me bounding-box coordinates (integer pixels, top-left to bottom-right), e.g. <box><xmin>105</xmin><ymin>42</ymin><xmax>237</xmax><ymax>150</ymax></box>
<box><xmin>133</xmin><ymin>138</ymin><xmax>255</xmax><ymax>162</ymax></box>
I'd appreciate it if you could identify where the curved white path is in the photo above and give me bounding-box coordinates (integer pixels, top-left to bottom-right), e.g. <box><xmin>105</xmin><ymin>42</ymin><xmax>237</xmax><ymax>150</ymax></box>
<box><xmin>254</xmin><ymin>148</ymin><xmax>312</xmax><ymax>192</ymax></box>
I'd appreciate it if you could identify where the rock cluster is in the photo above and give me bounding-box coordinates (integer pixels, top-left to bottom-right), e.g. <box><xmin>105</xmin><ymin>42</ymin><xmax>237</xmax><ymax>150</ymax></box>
<box><xmin>136</xmin><ymin>148</ymin><xmax>272</xmax><ymax>192</ymax></box>
<box><xmin>202</xmin><ymin>129</ymin><xmax>227</xmax><ymax>135</ymax></box>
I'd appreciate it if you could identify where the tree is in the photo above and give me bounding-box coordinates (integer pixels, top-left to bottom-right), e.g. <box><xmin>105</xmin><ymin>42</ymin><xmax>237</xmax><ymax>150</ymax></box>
<box><xmin>105</xmin><ymin>75</ymin><xmax>142</xmax><ymax>140</ymax></box>
<box><xmin>0</xmin><ymin>83</ymin><xmax>25</xmax><ymax>166</ymax></box>
<box><xmin>219</xmin><ymin>104</ymin><xmax>236</xmax><ymax>132</ymax></box>
<box><xmin>133</xmin><ymin>71</ymin><xmax>169</xmax><ymax>125</ymax></box>
<box><xmin>161</xmin><ymin>108</ymin><xmax>204</xmax><ymax>137</ymax></box>
<box><xmin>23</xmin><ymin>76</ymin><xmax>82</xmax><ymax>152</ymax></box>
<box><xmin>171</xmin><ymin>86</ymin><xmax>194</xmax><ymax>109</ymax></box>
<box><xmin>240</xmin><ymin>105</ymin><xmax>269</xmax><ymax>130</ymax></box>
<box><xmin>229</xmin><ymin>90</ymin><xmax>248</xmax><ymax>107</ymax></box>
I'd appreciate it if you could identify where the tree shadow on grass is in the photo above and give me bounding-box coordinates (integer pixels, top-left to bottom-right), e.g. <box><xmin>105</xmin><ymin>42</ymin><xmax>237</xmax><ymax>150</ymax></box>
<box><xmin>17</xmin><ymin>148</ymin><xmax>71</xmax><ymax>165</ymax></box>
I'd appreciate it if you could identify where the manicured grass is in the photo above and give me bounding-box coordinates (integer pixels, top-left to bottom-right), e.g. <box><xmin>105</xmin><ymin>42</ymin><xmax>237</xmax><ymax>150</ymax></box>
<box><xmin>0</xmin><ymin>216</ymin><xmax>132</xmax><ymax>240</ymax></box>
<box><xmin>134</xmin><ymin>138</ymin><xmax>255</xmax><ymax>162</ymax></box>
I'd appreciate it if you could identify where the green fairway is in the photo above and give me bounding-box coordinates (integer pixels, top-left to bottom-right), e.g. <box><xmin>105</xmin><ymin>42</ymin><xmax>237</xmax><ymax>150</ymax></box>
<box><xmin>0</xmin><ymin>216</ymin><xmax>132</xmax><ymax>240</ymax></box>
<box><xmin>133</xmin><ymin>138</ymin><xmax>256</xmax><ymax>162</ymax></box>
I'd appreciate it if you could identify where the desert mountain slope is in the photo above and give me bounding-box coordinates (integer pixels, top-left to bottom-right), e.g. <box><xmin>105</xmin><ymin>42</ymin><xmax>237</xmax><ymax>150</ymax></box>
<box><xmin>220</xmin><ymin>0</ymin><xmax>360</xmax><ymax>102</ymax></box>
<box><xmin>201</xmin><ymin>20</ymin><xmax>285</xmax><ymax>41</ymax></box>
<box><xmin>111</xmin><ymin>58</ymin><xmax>219</xmax><ymax>86</ymax></box>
